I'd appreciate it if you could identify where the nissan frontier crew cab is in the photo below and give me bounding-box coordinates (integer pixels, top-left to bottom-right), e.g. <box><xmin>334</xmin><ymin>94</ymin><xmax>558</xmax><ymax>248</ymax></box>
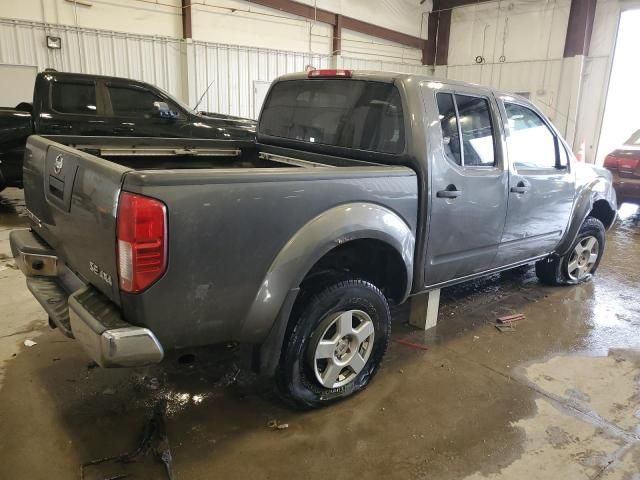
<box><xmin>11</xmin><ymin>70</ymin><xmax>617</xmax><ymax>409</ymax></box>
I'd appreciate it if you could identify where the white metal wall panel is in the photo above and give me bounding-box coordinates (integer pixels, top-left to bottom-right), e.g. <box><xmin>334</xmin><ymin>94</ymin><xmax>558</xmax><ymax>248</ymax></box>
<box><xmin>0</xmin><ymin>18</ymin><xmax>183</xmax><ymax>101</ymax></box>
<box><xmin>338</xmin><ymin>56</ymin><xmax>430</xmax><ymax>75</ymax></box>
<box><xmin>191</xmin><ymin>41</ymin><xmax>332</xmax><ymax>119</ymax></box>
<box><xmin>443</xmin><ymin>59</ymin><xmax>568</xmax><ymax>131</ymax></box>
<box><xmin>2</xmin><ymin>18</ymin><xmax>433</xmax><ymax>121</ymax></box>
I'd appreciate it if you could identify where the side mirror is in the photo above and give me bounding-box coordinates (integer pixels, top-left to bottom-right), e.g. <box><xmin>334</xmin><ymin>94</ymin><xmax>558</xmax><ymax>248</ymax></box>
<box><xmin>153</xmin><ymin>101</ymin><xmax>178</xmax><ymax>119</ymax></box>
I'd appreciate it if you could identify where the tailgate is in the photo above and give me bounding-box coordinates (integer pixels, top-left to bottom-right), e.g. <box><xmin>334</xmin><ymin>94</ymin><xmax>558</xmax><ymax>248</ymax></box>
<box><xmin>23</xmin><ymin>135</ymin><xmax>129</xmax><ymax>305</ymax></box>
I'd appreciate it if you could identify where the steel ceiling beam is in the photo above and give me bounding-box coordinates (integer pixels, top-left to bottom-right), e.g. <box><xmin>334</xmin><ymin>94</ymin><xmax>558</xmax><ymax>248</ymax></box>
<box><xmin>182</xmin><ymin>0</ymin><xmax>192</xmax><ymax>39</ymax></box>
<box><xmin>564</xmin><ymin>0</ymin><xmax>597</xmax><ymax>57</ymax></box>
<box><xmin>245</xmin><ymin>0</ymin><xmax>427</xmax><ymax>58</ymax></box>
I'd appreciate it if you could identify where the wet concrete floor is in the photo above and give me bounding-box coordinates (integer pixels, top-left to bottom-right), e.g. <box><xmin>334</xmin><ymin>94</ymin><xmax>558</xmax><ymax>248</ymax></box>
<box><xmin>0</xmin><ymin>187</ymin><xmax>639</xmax><ymax>479</ymax></box>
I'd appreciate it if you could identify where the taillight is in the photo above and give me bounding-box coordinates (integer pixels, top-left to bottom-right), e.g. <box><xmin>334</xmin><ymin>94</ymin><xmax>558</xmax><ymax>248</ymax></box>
<box><xmin>117</xmin><ymin>192</ymin><xmax>167</xmax><ymax>294</ymax></box>
<box><xmin>603</xmin><ymin>154</ymin><xmax>619</xmax><ymax>170</ymax></box>
<box><xmin>308</xmin><ymin>69</ymin><xmax>352</xmax><ymax>78</ymax></box>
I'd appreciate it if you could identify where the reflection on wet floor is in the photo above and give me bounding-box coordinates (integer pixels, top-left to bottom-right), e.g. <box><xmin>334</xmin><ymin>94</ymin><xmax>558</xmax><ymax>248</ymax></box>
<box><xmin>0</xmin><ymin>189</ymin><xmax>638</xmax><ymax>479</ymax></box>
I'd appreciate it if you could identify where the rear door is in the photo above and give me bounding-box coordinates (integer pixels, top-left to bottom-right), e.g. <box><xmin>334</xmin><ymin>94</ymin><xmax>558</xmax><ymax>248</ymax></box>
<box><xmin>38</xmin><ymin>78</ymin><xmax>111</xmax><ymax>136</ymax></box>
<box><xmin>494</xmin><ymin>98</ymin><xmax>574</xmax><ymax>265</ymax></box>
<box><xmin>103</xmin><ymin>81</ymin><xmax>191</xmax><ymax>137</ymax></box>
<box><xmin>422</xmin><ymin>84</ymin><xmax>509</xmax><ymax>286</ymax></box>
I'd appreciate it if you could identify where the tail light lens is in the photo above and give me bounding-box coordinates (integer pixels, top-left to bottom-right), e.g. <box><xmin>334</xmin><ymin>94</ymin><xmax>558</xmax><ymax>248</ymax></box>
<box><xmin>603</xmin><ymin>154</ymin><xmax>619</xmax><ymax>170</ymax></box>
<box><xmin>117</xmin><ymin>192</ymin><xmax>167</xmax><ymax>293</ymax></box>
<box><xmin>308</xmin><ymin>69</ymin><xmax>352</xmax><ymax>78</ymax></box>
<box><xmin>605</xmin><ymin>152</ymin><xmax>640</xmax><ymax>172</ymax></box>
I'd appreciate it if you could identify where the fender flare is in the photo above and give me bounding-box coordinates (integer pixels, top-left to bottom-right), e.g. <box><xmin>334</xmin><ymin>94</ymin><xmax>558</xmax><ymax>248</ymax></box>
<box><xmin>239</xmin><ymin>202</ymin><xmax>415</xmax><ymax>347</ymax></box>
<box><xmin>556</xmin><ymin>178</ymin><xmax>616</xmax><ymax>257</ymax></box>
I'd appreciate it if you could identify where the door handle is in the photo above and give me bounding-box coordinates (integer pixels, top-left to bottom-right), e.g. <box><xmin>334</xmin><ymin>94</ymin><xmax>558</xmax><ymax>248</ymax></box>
<box><xmin>49</xmin><ymin>124</ymin><xmax>73</xmax><ymax>131</ymax></box>
<box><xmin>510</xmin><ymin>181</ymin><xmax>529</xmax><ymax>194</ymax></box>
<box><xmin>436</xmin><ymin>185</ymin><xmax>462</xmax><ymax>199</ymax></box>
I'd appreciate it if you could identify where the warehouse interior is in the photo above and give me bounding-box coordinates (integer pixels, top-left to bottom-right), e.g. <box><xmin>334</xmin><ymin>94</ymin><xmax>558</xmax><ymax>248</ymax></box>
<box><xmin>0</xmin><ymin>0</ymin><xmax>639</xmax><ymax>479</ymax></box>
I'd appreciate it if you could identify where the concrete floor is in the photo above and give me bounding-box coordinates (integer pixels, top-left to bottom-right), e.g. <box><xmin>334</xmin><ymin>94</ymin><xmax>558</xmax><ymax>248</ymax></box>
<box><xmin>1</xmin><ymin>187</ymin><xmax>639</xmax><ymax>480</ymax></box>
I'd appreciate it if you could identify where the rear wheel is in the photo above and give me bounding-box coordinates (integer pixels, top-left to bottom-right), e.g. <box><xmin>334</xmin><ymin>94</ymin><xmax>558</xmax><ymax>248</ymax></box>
<box><xmin>276</xmin><ymin>278</ymin><xmax>391</xmax><ymax>409</ymax></box>
<box><xmin>536</xmin><ymin>217</ymin><xmax>605</xmax><ymax>285</ymax></box>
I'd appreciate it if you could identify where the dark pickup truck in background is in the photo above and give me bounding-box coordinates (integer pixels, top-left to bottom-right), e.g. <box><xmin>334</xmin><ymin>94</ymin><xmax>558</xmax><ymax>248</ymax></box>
<box><xmin>0</xmin><ymin>70</ymin><xmax>256</xmax><ymax>191</ymax></box>
<box><xmin>11</xmin><ymin>70</ymin><xmax>617</xmax><ymax>409</ymax></box>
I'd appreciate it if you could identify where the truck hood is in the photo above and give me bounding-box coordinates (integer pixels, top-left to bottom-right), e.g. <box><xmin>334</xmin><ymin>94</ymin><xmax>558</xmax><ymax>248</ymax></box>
<box><xmin>573</xmin><ymin>161</ymin><xmax>617</xmax><ymax>208</ymax></box>
<box><xmin>574</xmin><ymin>161</ymin><xmax>613</xmax><ymax>183</ymax></box>
<box><xmin>197</xmin><ymin>112</ymin><xmax>257</xmax><ymax>129</ymax></box>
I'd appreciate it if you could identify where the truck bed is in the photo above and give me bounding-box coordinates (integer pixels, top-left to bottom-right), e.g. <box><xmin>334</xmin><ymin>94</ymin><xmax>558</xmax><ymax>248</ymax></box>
<box><xmin>59</xmin><ymin>136</ymin><xmax>379</xmax><ymax>170</ymax></box>
<box><xmin>22</xmin><ymin>135</ymin><xmax>417</xmax><ymax>349</ymax></box>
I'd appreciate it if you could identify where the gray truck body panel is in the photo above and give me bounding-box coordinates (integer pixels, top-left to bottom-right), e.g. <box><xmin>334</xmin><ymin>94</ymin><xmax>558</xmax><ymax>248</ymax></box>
<box><xmin>121</xmin><ymin>167</ymin><xmax>416</xmax><ymax>348</ymax></box>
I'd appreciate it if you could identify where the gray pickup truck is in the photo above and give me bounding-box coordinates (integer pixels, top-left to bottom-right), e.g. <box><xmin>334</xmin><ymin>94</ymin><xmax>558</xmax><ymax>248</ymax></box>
<box><xmin>10</xmin><ymin>70</ymin><xmax>617</xmax><ymax>408</ymax></box>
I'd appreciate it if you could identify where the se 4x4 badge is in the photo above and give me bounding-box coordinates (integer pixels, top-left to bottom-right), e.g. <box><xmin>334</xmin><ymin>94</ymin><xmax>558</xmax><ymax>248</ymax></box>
<box><xmin>89</xmin><ymin>261</ymin><xmax>113</xmax><ymax>287</ymax></box>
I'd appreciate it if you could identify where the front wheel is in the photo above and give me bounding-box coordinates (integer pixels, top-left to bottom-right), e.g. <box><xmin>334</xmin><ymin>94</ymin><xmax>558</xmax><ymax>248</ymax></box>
<box><xmin>276</xmin><ymin>278</ymin><xmax>391</xmax><ymax>409</ymax></box>
<box><xmin>536</xmin><ymin>217</ymin><xmax>605</xmax><ymax>285</ymax></box>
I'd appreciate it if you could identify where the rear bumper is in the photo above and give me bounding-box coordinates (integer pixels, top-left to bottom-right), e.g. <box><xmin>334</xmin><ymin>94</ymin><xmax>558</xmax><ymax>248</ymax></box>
<box><xmin>9</xmin><ymin>228</ymin><xmax>164</xmax><ymax>367</ymax></box>
<box><xmin>69</xmin><ymin>287</ymin><xmax>164</xmax><ymax>367</ymax></box>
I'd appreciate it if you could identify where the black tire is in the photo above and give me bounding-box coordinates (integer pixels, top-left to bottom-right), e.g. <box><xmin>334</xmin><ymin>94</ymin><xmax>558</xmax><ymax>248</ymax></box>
<box><xmin>536</xmin><ymin>217</ymin><xmax>605</xmax><ymax>285</ymax></box>
<box><xmin>276</xmin><ymin>278</ymin><xmax>391</xmax><ymax>409</ymax></box>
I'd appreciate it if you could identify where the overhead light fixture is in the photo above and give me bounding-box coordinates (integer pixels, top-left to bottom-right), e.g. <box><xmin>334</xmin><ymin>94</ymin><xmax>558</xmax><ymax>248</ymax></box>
<box><xmin>46</xmin><ymin>36</ymin><xmax>62</xmax><ymax>49</ymax></box>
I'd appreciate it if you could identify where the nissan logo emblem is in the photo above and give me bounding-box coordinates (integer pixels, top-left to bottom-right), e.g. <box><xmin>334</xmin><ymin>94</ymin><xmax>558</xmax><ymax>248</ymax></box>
<box><xmin>54</xmin><ymin>154</ymin><xmax>64</xmax><ymax>175</ymax></box>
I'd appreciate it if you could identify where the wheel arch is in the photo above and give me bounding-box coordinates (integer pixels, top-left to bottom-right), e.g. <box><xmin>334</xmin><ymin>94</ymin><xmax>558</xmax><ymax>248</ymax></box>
<box><xmin>242</xmin><ymin>203</ymin><xmax>415</xmax><ymax>376</ymax></box>
<box><xmin>557</xmin><ymin>182</ymin><xmax>616</xmax><ymax>257</ymax></box>
<box><xmin>240</xmin><ymin>202</ymin><xmax>414</xmax><ymax>341</ymax></box>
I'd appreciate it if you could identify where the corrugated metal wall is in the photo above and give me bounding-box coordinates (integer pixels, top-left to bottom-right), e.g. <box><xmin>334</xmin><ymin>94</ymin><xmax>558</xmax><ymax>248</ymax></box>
<box><xmin>442</xmin><ymin>59</ymin><xmax>566</xmax><ymax>121</ymax></box>
<box><xmin>0</xmin><ymin>18</ymin><xmax>431</xmax><ymax>119</ymax></box>
<box><xmin>0</xmin><ymin>18</ymin><xmax>183</xmax><ymax>100</ymax></box>
<box><xmin>190</xmin><ymin>42</ymin><xmax>332</xmax><ymax>119</ymax></box>
<box><xmin>339</xmin><ymin>56</ymin><xmax>429</xmax><ymax>75</ymax></box>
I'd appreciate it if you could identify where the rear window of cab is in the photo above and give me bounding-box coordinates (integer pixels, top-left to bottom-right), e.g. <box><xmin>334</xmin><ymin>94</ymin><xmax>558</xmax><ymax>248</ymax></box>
<box><xmin>259</xmin><ymin>79</ymin><xmax>405</xmax><ymax>155</ymax></box>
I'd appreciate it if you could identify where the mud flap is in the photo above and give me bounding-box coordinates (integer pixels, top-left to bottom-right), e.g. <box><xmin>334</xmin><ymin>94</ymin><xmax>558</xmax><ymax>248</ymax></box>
<box><xmin>256</xmin><ymin>288</ymin><xmax>299</xmax><ymax>378</ymax></box>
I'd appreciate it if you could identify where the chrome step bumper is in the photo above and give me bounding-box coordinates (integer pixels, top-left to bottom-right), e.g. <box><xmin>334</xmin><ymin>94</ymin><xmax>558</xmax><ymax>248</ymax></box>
<box><xmin>10</xmin><ymin>228</ymin><xmax>164</xmax><ymax>367</ymax></box>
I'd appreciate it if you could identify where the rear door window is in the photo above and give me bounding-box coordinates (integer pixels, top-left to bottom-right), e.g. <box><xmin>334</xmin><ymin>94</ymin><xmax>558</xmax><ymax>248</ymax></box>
<box><xmin>259</xmin><ymin>79</ymin><xmax>405</xmax><ymax>154</ymax></box>
<box><xmin>51</xmin><ymin>81</ymin><xmax>97</xmax><ymax>115</ymax></box>
<box><xmin>455</xmin><ymin>94</ymin><xmax>495</xmax><ymax>167</ymax></box>
<box><xmin>435</xmin><ymin>92</ymin><xmax>496</xmax><ymax>167</ymax></box>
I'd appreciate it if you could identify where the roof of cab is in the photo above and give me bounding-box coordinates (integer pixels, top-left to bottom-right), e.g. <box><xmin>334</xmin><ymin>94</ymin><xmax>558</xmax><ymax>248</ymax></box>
<box><xmin>37</xmin><ymin>70</ymin><xmax>158</xmax><ymax>89</ymax></box>
<box><xmin>274</xmin><ymin>70</ymin><xmax>528</xmax><ymax>104</ymax></box>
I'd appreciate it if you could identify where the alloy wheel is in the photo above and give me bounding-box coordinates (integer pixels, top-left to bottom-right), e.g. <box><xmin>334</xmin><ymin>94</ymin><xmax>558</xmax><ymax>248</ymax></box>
<box><xmin>567</xmin><ymin>235</ymin><xmax>599</xmax><ymax>281</ymax></box>
<box><xmin>309</xmin><ymin>310</ymin><xmax>375</xmax><ymax>389</ymax></box>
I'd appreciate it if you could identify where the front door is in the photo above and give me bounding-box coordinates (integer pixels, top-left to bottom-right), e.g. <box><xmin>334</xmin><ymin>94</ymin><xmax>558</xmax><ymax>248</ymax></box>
<box><xmin>103</xmin><ymin>82</ymin><xmax>191</xmax><ymax>138</ymax></box>
<box><xmin>423</xmin><ymin>84</ymin><xmax>509</xmax><ymax>286</ymax></box>
<box><xmin>495</xmin><ymin>99</ymin><xmax>575</xmax><ymax>266</ymax></box>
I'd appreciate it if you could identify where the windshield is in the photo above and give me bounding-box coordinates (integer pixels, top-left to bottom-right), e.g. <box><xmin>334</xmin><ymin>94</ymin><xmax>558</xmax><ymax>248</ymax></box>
<box><xmin>624</xmin><ymin>129</ymin><xmax>640</xmax><ymax>146</ymax></box>
<box><xmin>259</xmin><ymin>79</ymin><xmax>405</xmax><ymax>155</ymax></box>
<box><xmin>154</xmin><ymin>85</ymin><xmax>195</xmax><ymax>114</ymax></box>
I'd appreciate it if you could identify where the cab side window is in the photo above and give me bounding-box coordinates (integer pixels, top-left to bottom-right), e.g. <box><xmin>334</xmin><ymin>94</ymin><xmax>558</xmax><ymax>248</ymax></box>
<box><xmin>455</xmin><ymin>94</ymin><xmax>495</xmax><ymax>167</ymax></box>
<box><xmin>505</xmin><ymin>102</ymin><xmax>557</xmax><ymax>169</ymax></box>
<box><xmin>107</xmin><ymin>85</ymin><xmax>175</xmax><ymax>117</ymax></box>
<box><xmin>51</xmin><ymin>81</ymin><xmax>97</xmax><ymax>115</ymax></box>
<box><xmin>435</xmin><ymin>92</ymin><xmax>496</xmax><ymax>167</ymax></box>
